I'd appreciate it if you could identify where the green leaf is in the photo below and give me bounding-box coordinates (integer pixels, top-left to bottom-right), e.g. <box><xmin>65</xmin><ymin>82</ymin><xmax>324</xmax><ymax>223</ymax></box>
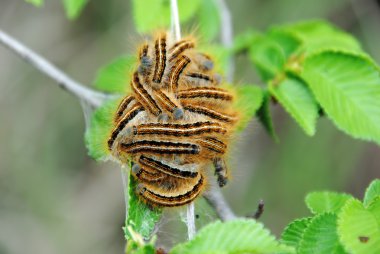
<box><xmin>25</xmin><ymin>0</ymin><xmax>43</xmax><ymax>7</ymax></box>
<box><xmin>281</xmin><ymin>218</ymin><xmax>311</xmax><ymax>249</ymax></box>
<box><xmin>198</xmin><ymin>0</ymin><xmax>220</xmax><ymax>41</ymax></box>
<box><xmin>299</xmin><ymin>213</ymin><xmax>347</xmax><ymax>254</ymax></box>
<box><xmin>269</xmin><ymin>77</ymin><xmax>319</xmax><ymax>136</ymax></box>
<box><xmin>132</xmin><ymin>0</ymin><xmax>166</xmax><ymax>32</ymax></box>
<box><xmin>63</xmin><ymin>0</ymin><xmax>89</xmax><ymax>19</ymax></box>
<box><xmin>302</xmin><ymin>51</ymin><xmax>380</xmax><ymax>145</ymax></box>
<box><xmin>249</xmin><ymin>35</ymin><xmax>286</xmax><ymax>81</ymax></box>
<box><xmin>177</xmin><ymin>0</ymin><xmax>202</xmax><ymax>23</ymax></box>
<box><xmin>170</xmin><ymin>219</ymin><xmax>295</xmax><ymax>254</ymax></box>
<box><xmin>126</xmin><ymin>176</ymin><xmax>162</xmax><ymax>240</ymax></box>
<box><xmin>85</xmin><ymin>98</ymin><xmax>120</xmax><ymax>161</ymax></box>
<box><xmin>305</xmin><ymin>192</ymin><xmax>353</xmax><ymax>214</ymax></box>
<box><xmin>232</xmin><ymin>31</ymin><xmax>261</xmax><ymax>54</ymax></box>
<box><xmin>93</xmin><ymin>55</ymin><xmax>136</xmax><ymax>94</ymax></box>
<box><xmin>267</xmin><ymin>29</ymin><xmax>301</xmax><ymax>58</ymax></box>
<box><xmin>132</xmin><ymin>0</ymin><xmax>201</xmax><ymax>33</ymax></box>
<box><xmin>126</xmin><ymin>240</ymin><xmax>155</xmax><ymax>254</ymax></box>
<box><xmin>86</xmin><ymin>55</ymin><xmax>137</xmax><ymax>160</ymax></box>
<box><xmin>229</xmin><ymin>84</ymin><xmax>263</xmax><ymax>132</ymax></box>
<box><xmin>278</xmin><ymin>20</ymin><xmax>362</xmax><ymax>54</ymax></box>
<box><xmin>257</xmin><ymin>90</ymin><xmax>279</xmax><ymax>141</ymax></box>
<box><xmin>363</xmin><ymin>179</ymin><xmax>380</xmax><ymax>207</ymax></box>
<box><xmin>338</xmin><ymin>198</ymin><xmax>380</xmax><ymax>254</ymax></box>
<box><xmin>369</xmin><ymin>197</ymin><xmax>380</xmax><ymax>225</ymax></box>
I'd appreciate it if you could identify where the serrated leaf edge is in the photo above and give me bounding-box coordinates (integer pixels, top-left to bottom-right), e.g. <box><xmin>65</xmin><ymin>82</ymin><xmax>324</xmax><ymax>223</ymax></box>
<box><xmin>305</xmin><ymin>191</ymin><xmax>353</xmax><ymax>214</ymax></box>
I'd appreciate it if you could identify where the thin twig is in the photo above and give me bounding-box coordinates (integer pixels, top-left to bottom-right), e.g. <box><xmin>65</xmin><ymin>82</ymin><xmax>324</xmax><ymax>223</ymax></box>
<box><xmin>0</xmin><ymin>29</ymin><xmax>112</xmax><ymax>108</ymax></box>
<box><xmin>214</xmin><ymin>0</ymin><xmax>234</xmax><ymax>83</ymax></box>
<box><xmin>179</xmin><ymin>202</ymin><xmax>196</xmax><ymax>240</ymax></box>
<box><xmin>186</xmin><ymin>203</ymin><xmax>196</xmax><ymax>240</ymax></box>
<box><xmin>249</xmin><ymin>199</ymin><xmax>265</xmax><ymax>220</ymax></box>
<box><xmin>170</xmin><ymin>0</ymin><xmax>181</xmax><ymax>41</ymax></box>
<box><xmin>121</xmin><ymin>166</ymin><xmax>130</xmax><ymax>221</ymax></box>
<box><xmin>170</xmin><ymin>0</ymin><xmax>197</xmax><ymax>238</ymax></box>
<box><xmin>203</xmin><ymin>186</ymin><xmax>237</xmax><ymax>221</ymax></box>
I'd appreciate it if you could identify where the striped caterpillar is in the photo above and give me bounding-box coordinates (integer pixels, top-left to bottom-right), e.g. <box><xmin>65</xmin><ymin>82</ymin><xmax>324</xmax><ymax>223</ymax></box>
<box><xmin>108</xmin><ymin>32</ymin><xmax>238</xmax><ymax>207</ymax></box>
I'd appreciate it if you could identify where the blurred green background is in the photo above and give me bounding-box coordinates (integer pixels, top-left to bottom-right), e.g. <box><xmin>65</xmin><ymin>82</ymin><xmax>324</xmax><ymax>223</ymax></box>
<box><xmin>0</xmin><ymin>0</ymin><xmax>379</xmax><ymax>253</ymax></box>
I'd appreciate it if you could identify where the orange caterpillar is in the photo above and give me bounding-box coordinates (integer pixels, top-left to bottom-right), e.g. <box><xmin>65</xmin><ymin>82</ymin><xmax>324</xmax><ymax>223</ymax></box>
<box><xmin>108</xmin><ymin>32</ymin><xmax>238</xmax><ymax>207</ymax></box>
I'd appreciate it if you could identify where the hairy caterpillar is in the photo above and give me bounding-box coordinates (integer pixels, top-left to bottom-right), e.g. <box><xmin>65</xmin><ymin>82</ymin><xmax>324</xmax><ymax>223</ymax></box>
<box><xmin>108</xmin><ymin>32</ymin><xmax>238</xmax><ymax>207</ymax></box>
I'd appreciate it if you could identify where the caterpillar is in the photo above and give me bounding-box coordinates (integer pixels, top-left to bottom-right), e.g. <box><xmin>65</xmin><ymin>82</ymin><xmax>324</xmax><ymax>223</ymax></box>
<box><xmin>108</xmin><ymin>32</ymin><xmax>237</xmax><ymax>207</ymax></box>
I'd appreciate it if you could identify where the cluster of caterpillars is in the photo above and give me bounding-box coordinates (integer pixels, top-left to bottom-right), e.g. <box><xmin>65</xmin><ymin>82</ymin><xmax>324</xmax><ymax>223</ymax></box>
<box><xmin>108</xmin><ymin>32</ymin><xmax>238</xmax><ymax>207</ymax></box>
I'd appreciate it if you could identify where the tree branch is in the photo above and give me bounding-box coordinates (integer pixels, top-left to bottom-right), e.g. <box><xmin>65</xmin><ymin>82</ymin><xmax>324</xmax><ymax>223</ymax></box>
<box><xmin>214</xmin><ymin>0</ymin><xmax>234</xmax><ymax>83</ymax></box>
<box><xmin>0</xmin><ymin>29</ymin><xmax>112</xmax><ymax>108</ymax></box>
<box><xmin>203</xmin><ymin>186</ymin><xmax>237</xmax><ymax>221</ymax></box>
